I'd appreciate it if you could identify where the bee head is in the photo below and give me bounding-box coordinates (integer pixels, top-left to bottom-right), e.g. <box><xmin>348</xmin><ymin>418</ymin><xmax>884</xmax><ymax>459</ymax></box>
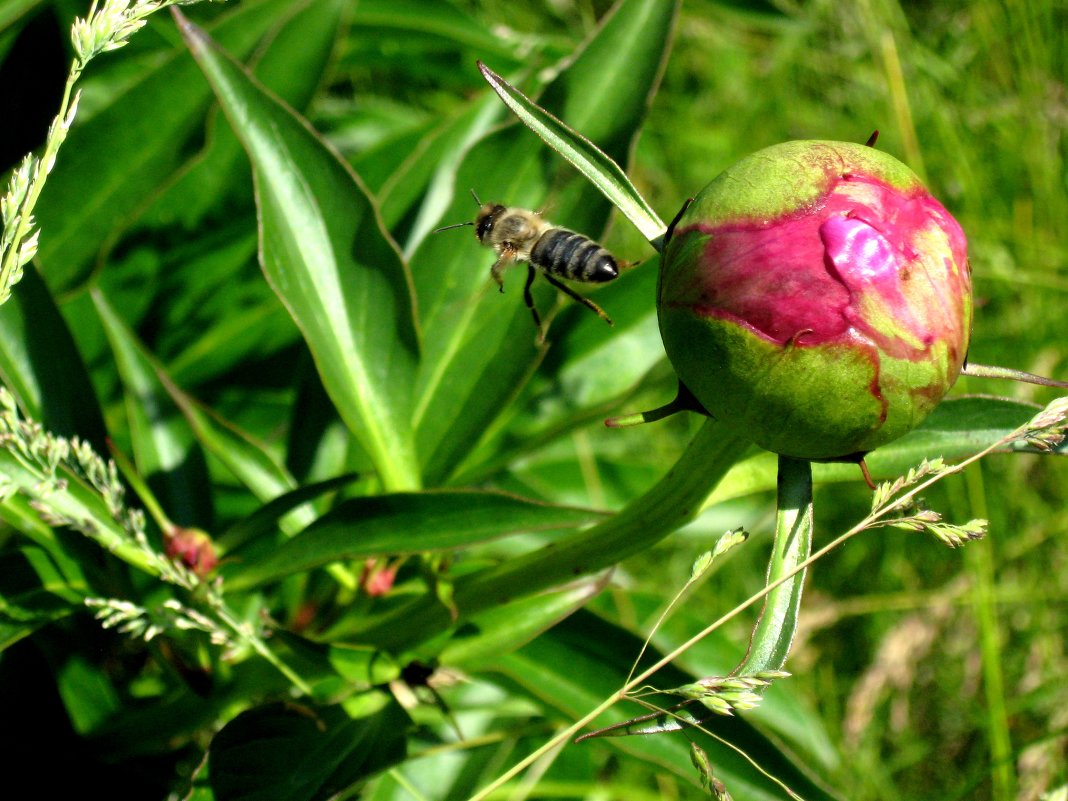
<box><xmin>432</xmin><ymin>190</ymin><xmax>504</xmax><ymax>241</ymax></box>
<box><xmin>474</xmin><ymin>204</ymin><xmax>507</xmax><ymax>243</ymax></box>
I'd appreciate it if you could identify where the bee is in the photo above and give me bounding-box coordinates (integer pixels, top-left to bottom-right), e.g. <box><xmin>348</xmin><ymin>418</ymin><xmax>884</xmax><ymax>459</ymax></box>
<box><xmin>434</xmin><ymin>190</ymin><xmax>619</xmax><ymax>340</ymax></box>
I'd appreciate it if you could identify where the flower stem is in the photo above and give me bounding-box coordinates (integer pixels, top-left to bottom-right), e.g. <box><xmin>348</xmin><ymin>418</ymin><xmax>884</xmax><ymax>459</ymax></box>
<box><xmin>735</xmin><ymin>455</ymin><xmax>812</xmax><ymax>675</ymax></box>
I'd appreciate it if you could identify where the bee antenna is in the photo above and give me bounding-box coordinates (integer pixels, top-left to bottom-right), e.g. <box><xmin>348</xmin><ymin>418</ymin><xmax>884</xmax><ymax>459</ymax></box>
<box><xmin>432</xmin><ymin>221</ymin><xmax>474</xmax><ymax>234</ymax></box>
<box><xmin>469</xmin><ymin>188</ymin><xmax>483</xmax><ymax>206</ymax></box>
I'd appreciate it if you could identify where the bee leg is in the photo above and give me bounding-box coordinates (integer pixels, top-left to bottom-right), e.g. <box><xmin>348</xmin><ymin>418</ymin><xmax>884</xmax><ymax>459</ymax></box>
<box><xmin>523</xmin><ymin>264</ymin><xmax>546</xmax><ymax>343</ymax></box>
<box><xmin>490</xmin><ymin>251</ymin><xmax>515</xmax><ymax>293</ymax></box>
<box><xmin>543</xmin><ymin>273</ymin><xmax>614</xmax><ymax>327</ymax></box>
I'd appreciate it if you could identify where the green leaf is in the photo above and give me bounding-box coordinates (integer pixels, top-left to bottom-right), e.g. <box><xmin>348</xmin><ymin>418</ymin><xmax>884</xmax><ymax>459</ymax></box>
<box><xmin>452</xmin><ymin>266</ymin><xmax>666</xmax><ymax>484</ymax></box>
<box><xmin>55</xmin><ymin>653</ymin><xmax>122</xmax><ymax>735</ymax></box>
<box><xmin>160</xmin><ymin>373</ymin><xmax>312</xmax><ymax>534</ymax></box>
<box><xmin>0</xmin><ymin>547</ymin><xmax>82</xmax><ymax>651</ymax></box>
<box><xmin>92</xmin><ymin>287</ymin><xmax>213</xmax><ymax>529</ymax></box>
<box><xmin>372</xmin><ymin>93</ymin><xmax>505</xmax><ymax>255</ymax></box>
<box><xmin>0</xmin><ymin>0</ymin><xmax>43</xmax><ymax>34</ymax></box>
<box><xmin>168</xmin><ymin>298</ymin><xmax>297</xmax><ymax>389</ymax></box>
<box><xmin>706</xmin><ymin>395</ymin><xmax>1057</xmax><ymax>505</ymax></box>
<box><xmin>0</xmin><ymin>263</ymin><xmax>108</xmax><ymax>451</ymax></box>
<box><xmin>412</xmin><ymin>0</ymin><xmax>678</xmax><ymax>485</ymax></box>
<box><xmin>225</xmin><ymin>489</ymin><xmax>604</xmax><ymax>591</ymax></box>
<box><xmin>178</xmin><ymin>11</ymin><xmax>422</xmax><ymax>492</ymax></box>
<box><xmin>355</xmin><ymin>419</ymin><xmax>748</xmax><ymax>651</ymax></box>
<box><xmin>439</xmin><ymin>574</ymin><xmax>608</xmax><ymax>668</ymax></box>
<box><xmin>209</xmin><ymin>698</ymin><xmax>410</xmax><ymax>801</ymax></box>
<box><xmin>216</xmin><ymin>474</ymin><xmax>358</xmax><ymax>554</ymax></box>
<box><xmin>351</xmin><ymin>0</ymin><xmax>522</xmax><ymax>62</ymax></box>
<box><xmin>35</xmin><ymin>0</ymin><xmax>302</xmax><ymax>290</ymax></box>
<box><xmin>265</xmin><ymin>630</ymin><xmax>402</xmax><ymax>695</ymax></box>
<box><xmin>478</xmin><ymin>59</ymin><xmax>665</xmax><ymax>245</ymax></box>
<box><xmin>133</xmin><ymin>0</ymin><xmax>349</xmax><ymax>232</ymax></box>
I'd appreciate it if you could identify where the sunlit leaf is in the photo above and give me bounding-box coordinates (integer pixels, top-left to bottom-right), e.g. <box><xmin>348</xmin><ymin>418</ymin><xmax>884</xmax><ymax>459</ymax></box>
<box><xmin>477</xmin><ymin>60</ymin><xmax>665</xmax><ymax>244</ymax></box>
<box><xmin>705</xmin><ymin>395</ymin><xmax>1060</xmax><ymax>505</ymax></box>
<box><xmin>178</xmin><ymin>10</ymin><xmax>422</xmax><ymax>492</ymax></box>
<box><xmin>225</xmin><ymin>489</ymin><xmax>604</xmax><ymax>590</ymax></box>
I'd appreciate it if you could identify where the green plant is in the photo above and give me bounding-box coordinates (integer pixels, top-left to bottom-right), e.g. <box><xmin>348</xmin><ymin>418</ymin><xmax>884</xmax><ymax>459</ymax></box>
<box><xmin>0</xmin><ymin>2</ymin><xmax>1065</xmax><ymax>800</ymax></box>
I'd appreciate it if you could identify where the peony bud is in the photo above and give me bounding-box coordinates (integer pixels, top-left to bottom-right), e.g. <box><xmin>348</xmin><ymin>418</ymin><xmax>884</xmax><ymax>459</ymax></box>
<box><xmin>658</xmin><ymin>140</ymin><xmax>972</xmax><ymax>459</ymax></box>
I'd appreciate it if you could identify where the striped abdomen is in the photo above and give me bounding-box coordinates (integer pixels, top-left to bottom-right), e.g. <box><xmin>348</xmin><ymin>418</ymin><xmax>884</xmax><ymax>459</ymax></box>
<box><xmin>530</xmin><ymin>228</ymin><xmax>618</xmax><ymax>283</ymax></box>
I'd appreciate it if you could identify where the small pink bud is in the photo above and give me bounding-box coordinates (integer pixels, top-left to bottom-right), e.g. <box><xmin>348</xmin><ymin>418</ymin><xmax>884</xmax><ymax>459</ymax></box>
<box><xmin>658</xmin><ymin>140</ymin><xmax>972</xmax><ymax>459</ymax></box>
<box><xmin>165</xmin><ymin>526</ymin><xmax>218</xmax><ymax>577</ymax></box>
<box><xmin>359</xmin><ymin>558</ymin><xmax>399</xmax><ymax>597</ymax></box>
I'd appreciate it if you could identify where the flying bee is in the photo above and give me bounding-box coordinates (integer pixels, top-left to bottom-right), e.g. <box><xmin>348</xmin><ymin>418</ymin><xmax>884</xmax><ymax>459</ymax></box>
<box><xmin>434</xmin><ymin>190</ymin><xmax>619</xmax><ymax>341</ymax></box>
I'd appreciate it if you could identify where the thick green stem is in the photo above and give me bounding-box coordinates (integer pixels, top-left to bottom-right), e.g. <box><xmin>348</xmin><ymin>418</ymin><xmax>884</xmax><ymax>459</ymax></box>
<box><xmin>580</xmin><ymin>455</ymin><xmax>813</xmax><ymax>738</ymax></box>
<box><xmin>351</xmin><ymin>418</ymin><xmax>748</xmax><ymax>650</ymax></box>
<box><xmin>736</xmin><ymin>455</ymin><xmax>813</xmax><ymax>674</ymax></box>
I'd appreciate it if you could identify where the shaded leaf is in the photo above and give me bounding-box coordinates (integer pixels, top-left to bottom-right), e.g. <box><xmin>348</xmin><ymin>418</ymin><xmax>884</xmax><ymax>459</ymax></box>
<box><xmin>210</xmin><ymin>698</ymin><xmax>409</xmax><ymax>801</ymax></box>
<box><xmin>160</xmin><ymin>373</ymin><xmax>312</xmax><ymax>535</ymax></box>
<box><xmin>351</xmin><ymin>0</ymin><xmax>522</xmax><ymax>62</ymax></box>
<box><xmin>92</xmin><ymin>288</ymin><xmax>212</xmax><ymax>529</ymax></box>
<box><xmin>439</xmin><ymin>573</ymin><xmax>609</xmax><ymax>668</ymax></box>
<box><xmin>0</xmin><ymin>263</ymin><xmax>107</xmax><ymax>451</ymax></box>
<box><xmin>133</xmin><ymin>0</ymin><xmax>349</xmax><ymax>233</ymax></box>
<box><xmin>216</xmin><ymin>474</ymin><xmax>357</xmax><ymax>554</ymax></box>
<box><xmin>36</xmin><ymin>0</ymin><xmax>301</xmax><ymax>289</ymax></box>
<box><xmin>0</xmin><ymin>546</ymin><xmax>82</xmax><ymax>651</ymax></box>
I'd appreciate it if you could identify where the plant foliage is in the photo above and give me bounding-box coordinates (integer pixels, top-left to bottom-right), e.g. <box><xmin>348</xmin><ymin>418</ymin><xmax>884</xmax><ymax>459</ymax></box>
<box><xmin>0</xmin><ymin>1</ymin><xmax>1065</xmax><ymax>800</ymax></box>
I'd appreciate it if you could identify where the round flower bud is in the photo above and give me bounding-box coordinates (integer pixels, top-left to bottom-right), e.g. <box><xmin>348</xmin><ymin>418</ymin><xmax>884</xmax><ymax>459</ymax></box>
<box><xmin>658</xmin><ymin>140</ymin><xmax>972</xmax><ymax>459</ymax></box>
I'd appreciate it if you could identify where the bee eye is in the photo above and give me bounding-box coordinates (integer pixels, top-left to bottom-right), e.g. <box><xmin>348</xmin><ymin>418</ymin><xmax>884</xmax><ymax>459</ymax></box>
<box><xmin>476</xmin><ymin>215</ymin><xmax>494</xmax><ymax>241</ymax></box>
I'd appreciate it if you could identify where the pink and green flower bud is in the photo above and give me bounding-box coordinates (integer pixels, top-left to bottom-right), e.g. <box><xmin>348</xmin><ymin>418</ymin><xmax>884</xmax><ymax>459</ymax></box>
<box><xmin>658</xmin><ymin>140</ymin><xmax>972</xmax><ymax>459</ymax></box>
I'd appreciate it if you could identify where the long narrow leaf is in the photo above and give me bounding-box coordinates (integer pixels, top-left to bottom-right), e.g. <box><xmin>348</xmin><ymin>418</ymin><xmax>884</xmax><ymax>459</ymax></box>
<box><xmin>0</xmin><ymin>263</ymin><xmax>107</xmax><ymax>450</ymax></box>
<box><xmin>177</xmin><ymin>10</ymin><xmax>422</xmax><ymax>492</ymax></box>
<box><xmin>35</xmin><ymin>0</ymin><xmax>301</xmax><ymax>290</ymax></box>
<box><xmin>354</xmin><ymin>418</ymin><xmax>748</xmax><ymax>651</ymax></box>
<box><xmin>210</xmin><ymin>699</ymin><xmax>409</xmax><ymax>801</ymax></box>
<box><xmin>478</xmin><ymin>61</ymin><xmax>665</xmax><ymax>244</ymax></box>
<box><xmin>225</xmin><ymin>490</ymin><xmax>605</xmax><ymax>591</ymax></box>
<box><xmin>706</xmin><ymin>395</ymin><xmax>1061</xmax><ymax>505</ymax></box>
<box><xmin>93</xmin><ymin>289</ymin><xmax>213</xmax><ymax>529</ymax></box>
